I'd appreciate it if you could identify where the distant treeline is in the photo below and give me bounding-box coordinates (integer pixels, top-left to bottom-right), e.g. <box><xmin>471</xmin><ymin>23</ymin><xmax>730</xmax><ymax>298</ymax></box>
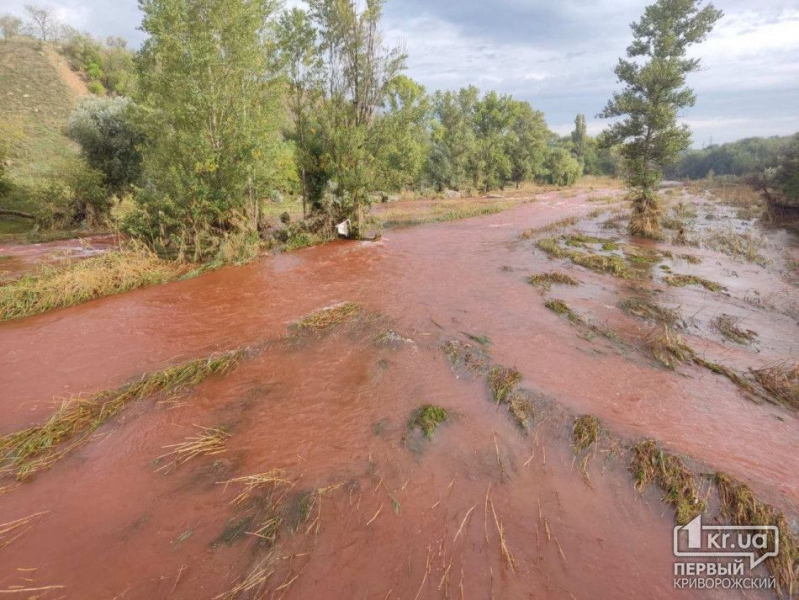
<box><xmin>666</xmin><ymin>134</ymin><xmax>796</xmax><ymax>180</ymax></box>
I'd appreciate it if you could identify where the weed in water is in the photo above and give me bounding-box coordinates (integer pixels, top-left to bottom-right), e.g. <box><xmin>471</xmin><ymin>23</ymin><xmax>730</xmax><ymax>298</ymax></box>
<box><xmin>572</xmin><ymin>415</ymin><xmax>601</xmax><ymax>454</ymax></box>
<box><xmin>487</xmin><ymin>366</ymin><xmax>523</xmax><ymax>404</ymax></box>
<box><xmin>520</xmin><ymin>216</ymin><xmax>578</xmax><ymax>239</ymax></box>
<box><xmin>715</xmin><ymin>473</ymin><xmax>798</xmax><ymax>595</ymax></box>
<box><xmin>293</xmin><ymin>302</ymin><xmax>361</xmax><ymax>332</ymax></box>
<box><xmin>155</xmin><ymin>426</ymin><xmax>230</xmax><ymax>474</ymax></box>
<box><xmin>751</xmin><ymin>362</ymin><xmax>799</xmax><ymax>410</ymax></box>
<box><xmin>631</xmin><ymin>440</ymin><xmax>706</xmax><ymax>525</ymax></box>
<box><xmin>679</xmin><ymin>253</ymin><xmax>702</xmax><ymax>264</ymax></box>
<box><xmin>692</xmin><ymin>358</ymin><xmax>757</xmax><ymax>399</ymax></box>
<box><xmin>663</xmin><ymin>274</ymin><xmax>723</xmax><ymax>293</ymax></box>
<box><xmin>620</xmin><ymin>297</ymin><xmax>683</xmax><ymax>327</ymax></box>
<box><xmin>505</xmin><ymin>391</ymin><xmax>534</xmax><ymax>430</ymax></box>
<box><xmin>712</xmin><ymin>314</ymin><xmax>757</xmax><ymax>345</ymax></box>
<box><xmin>462</xmin><ymin>332</ymin><xmax>491</xmax><ymax>346</ymax></box>
<box><xmin>545</xmin><ymin>299</ymin><xmax>572</xmax><ymax>316</ymax></box>
<box><xmin>527</xmin><ymin>271</ymin><xmax>579</xmax><ymax>291</ymax></box>
<box><xmin>443</xmin><ymin>340</ymin><xmax>489</xmax><ymax>373</ymax></box>
<box><xmin>645</xmin><ymin>325</ymin><xmax>694</xmax><ymax>370</ymax></box>
<box><xmin>568</xmin><ymin>250</ymin><xmax>637</xmax><ymax>279</ymax></box>
<box><xmin>704</xmin><ymin>228</ymin><xmax>769</xmax><ymax>266</ymax></box>
<box><xmin>0</xmin><ymin>350</ymin><xmax>244</xmax><ymax>479</ymax></box>
<box><xmin>408</xmin><ymin>405</ymin><xmax>449</xmax><ymax>439</ymax></box>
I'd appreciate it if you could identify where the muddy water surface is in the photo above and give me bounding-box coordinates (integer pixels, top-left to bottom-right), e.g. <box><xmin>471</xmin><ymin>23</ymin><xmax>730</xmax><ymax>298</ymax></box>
<box><xmin>0</xmin><ymin>188</ymin><xmax>795</xmax><ymax>599</ymax></box>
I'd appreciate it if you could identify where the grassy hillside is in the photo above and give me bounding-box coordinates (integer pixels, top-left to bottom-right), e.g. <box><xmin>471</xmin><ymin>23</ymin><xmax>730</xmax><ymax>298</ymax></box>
<box><xmin>0</xmin><ymin>39</ymin><xmax>87</xmax><ymax>234</ymax></box>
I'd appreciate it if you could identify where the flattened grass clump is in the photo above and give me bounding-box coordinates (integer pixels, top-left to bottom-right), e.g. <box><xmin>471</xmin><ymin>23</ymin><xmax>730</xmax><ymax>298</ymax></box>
<box><xmin>545</xmin><ymin>299</ymin><xmax>573</xmax><ymax>317</ymax></box>
<box><xmin>487</xmin><ymin>366</ymin><xmax>522</xmax><ymax>404</ymax></box>
<box><xmin>645</xmin><ymin>325</ymin><xmax>694</xmax><ymax>370</ymax></box>
<box><xmin>293</xmin><ymin>302</ymin><xmax>361</xmax><ymax>332</ymax></box>
<box><xmin>520</xmin><ymin>216</ymin><xmax>578</xmax><ymax>239</ymax></box>
<box><xmin>0</xmin><ymin>246</ymin><xmax>181</xmax><ymax>321</ymax></box>
<box><xmin>751</xmin><ymin>362</ymin><xmax>799</xmax><ymax>410</ymax></box>
<box><xmin>568</xmin><ymin>250</ymin><xmax>636</xmax><ymax>279</ymax></box>
<box><xmin>712</xmin><ymin>314</ymin><xmax>757</xmax><ymax>345</ymax></box>
<box><xmin>715</xmin><ymin>473</ymin><xmax>798</xmax><ymax>595</ymax></box>
<box><xmin>621</xmin><ymin>297</ymin><xmax>683</xmax><ymax>327</ymax></box>
<box><xmin>527</xmin><ymin>271</ymin><xmax>580</xmax><ymax>291</ymax></box>
<box><xmin>663</xmin><ymin>273</ymin><xmax>723</xmax><ymax>293</ymax></box>
<box><xmin>408</xmin><ymin>405</ymin><xmax>449</xmax><ymax>439</ymax></box>
<box><xmin>631</xmin><ymin>440</ymin><xmax>706</xmax><ymax>525</ymax></box>
<box><xmin>0</xmin><ymin>350</ymin><xmax>245</xmax><ymax>479</ymax></box>
<box><xmin>572</xmin><ymin>415</ymin><xmax>600</xmax><ymax>454</ymax></box>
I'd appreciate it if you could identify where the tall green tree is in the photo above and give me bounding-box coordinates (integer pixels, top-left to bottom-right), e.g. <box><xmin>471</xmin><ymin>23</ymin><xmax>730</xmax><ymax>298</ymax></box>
<box><xmin>599</xmin><ymin>0</ymin><xmax>722</xmax><ymax>237</ymax></box>
<box><xmin>428</xmin><ymin>87</ymin><xmax>479</xmax><ymax>191</ymax></box>
<box><xmin>374</xmin><ymin>75</ymin><xmax>431</xmax><ymax>192</ymax></box>
<box><xmin>275</xmin><ymin>8</ymin><xmax>323</xmax><ymax>217</ymax></box>
<box><xmin>307</xmin><ymin>0</ymin><xmax>405</xmax><ymax>236</ymax></box>
<box><xmin>507</xmin><ymin>101</ymin><xmax>549</xmax><ymax>188</ymax></box>
<box><xmin>67</xmin><ymin>96</ymin><xmax>144</xmax><ymax>196</ymax></box>
<box><xmin>133</xmin><ymin>0</ymin><xmax>284</xmax><ymax>259</ymax></box>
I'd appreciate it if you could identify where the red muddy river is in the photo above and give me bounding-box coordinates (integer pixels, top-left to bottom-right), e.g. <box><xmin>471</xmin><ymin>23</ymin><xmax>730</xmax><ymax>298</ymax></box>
<box><xmin>0</xmin><ymin>188</ymin><xmax>796</xmax><ymax>598</ymax></box>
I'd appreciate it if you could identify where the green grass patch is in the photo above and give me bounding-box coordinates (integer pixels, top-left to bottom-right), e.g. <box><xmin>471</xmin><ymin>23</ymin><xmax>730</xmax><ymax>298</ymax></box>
<box><xmin>408</xmin><ymin>405</ymin><xmax>449</xmax><ymax>439</ymax></box>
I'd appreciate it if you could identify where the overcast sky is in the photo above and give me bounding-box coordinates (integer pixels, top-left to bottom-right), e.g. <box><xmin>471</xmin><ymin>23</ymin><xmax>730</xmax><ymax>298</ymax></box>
<box><xmin>5</xmin><ymin>0</ymin><xmax>798</xmax><ymax>145</ymax></box>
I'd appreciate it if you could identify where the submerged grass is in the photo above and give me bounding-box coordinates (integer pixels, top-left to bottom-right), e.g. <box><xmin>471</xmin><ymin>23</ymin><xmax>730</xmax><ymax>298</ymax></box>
<box><xmin>528</xmin><ymin>271</ymin><xmax>580</xmax><ymax>291</ymax></box>
<box><xmin>645</xmin><ymin>325</ymin><xmax>694</xmax><ymax>370</ymax></box>
<box><xmin>715</xmin><ymin>473</ymin><xmax>798</xmax><ymax>596</ymax></box>
<box><xmin>0</xmin><ymin>246</ymin><xmax>182</xmax><ymax>321</ymax></box>
<box><xmin>293</xmin><ymin>302</ymin><xmax>361</xmax><ymax>332</ymax></box>
<box><xmin>0</xmin><ymin>350</ymin><xmax>244</xmax><ymax>479</ymax></box>
<box><xmin>536</xmin><ymin>237</ymin><xmax>637</xmax><ymax>279</ymax></box>
<box><xmin>631</xmin><ymin>440</ymin><xmax>706</xmax><ymax>525</ymax></box>
<box><xmin>408</xmin><ymin>405</ymin><xmax>449</xmax><ymax>439</ymax></box>
<box><xmin>155</xmin><ymin>426</ymin><xmax>230</xmax><ymax>474</ymax></box>
<box><xmin>621</xmin><ymin>297</ymin><xmax>683</xmax><ymax>327</ymax></box>
<box><xmin>663</xmin><ymin>273</ymin><xmax>724</xmax><ymax>293</ymax></box>
<box><xmin>487</xmin><ymin>366</ymin><xmax>523</xmax><ymax>404</ymax></box>
<box><xmin>520</xmin><ymin>216</ymin><xmax>578</xmax><ymax>239</ymax></box>
<box><xmin>751</xmin><ymin>362</ymin><xmax>799</xmax><ymax>410</ymax></box>
<box><xmin>572</xmin><ymin>415</ymin><xmax>600</xmax><ymax>454</ymax></box>
<box><xmin>704</xmin><ymin>228</ymin><xmax>768</xmax><ymax>266</ymax></box>
<box><xmin>443</xmin><ymin>340</ymin><xmax>489</xmax><ymax>373</ymax></box>
<box><xmin>712</xmin><ymin>314</ymin><xmax>757</xmax><ymax>345</ymax></box>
